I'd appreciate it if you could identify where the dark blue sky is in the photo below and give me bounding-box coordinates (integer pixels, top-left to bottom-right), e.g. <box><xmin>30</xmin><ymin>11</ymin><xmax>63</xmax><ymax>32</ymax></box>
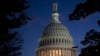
<box><xmin>19</xmin><ymin>0</ymin><xmax>100</xmax><ymax>56</ymax></box>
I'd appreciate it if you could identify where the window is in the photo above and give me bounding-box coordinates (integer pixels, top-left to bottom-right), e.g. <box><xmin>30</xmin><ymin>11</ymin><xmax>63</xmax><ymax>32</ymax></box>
<box><xmin>64</xmin><ymin>39</ymin><xmax>66</xmax><ymax>43</ymax></box>
<box><xmin>67</xmin><ymin>40</ymin><xmax>68</xmax><ymax>43</ymax></box>
<box><xmin>45</xmin><ymin>40</ymin><xmax>46</xmax><ymax>45</ymax></box>
<box><xmin>56</xmin><ymin>39</ymin><xmax>58</xmax><ymax>43</ymax></box>
<box><xmin>59</xmin><ymin>39</ymin><xmax>61</xmax><ymax>43</ymax></box>
<box><xmin>53</xmin><ymin>39</ymin><xmax>55</xmax><ymax>44</ymax></box>
<box><xmin>41</xmin><ymin>41</ymin><xmax>43</xmax><ymax>46</ymax></box>
<box><xmin>65</xmin><ymin>39</ymin><xmax>67</xmax><ymax>43</ymax></box>
<box><xmin>62</xmin><ymin>39</ymin><xmax>64</xmax><ymax>43</ymax></box>
<box><xmin>50</xmin><ymin>39</ymin><xmax>52</xmax><ymax>44</ymax></box>
<box><xmin>47</xmin><ymin>39</ymin><xmax>49</xmax><ymax>44</ymax></box>
<box><xmin>43</xmin><ymin>40</ymin><xmax>44</xmax><ymax>46</ymax></box>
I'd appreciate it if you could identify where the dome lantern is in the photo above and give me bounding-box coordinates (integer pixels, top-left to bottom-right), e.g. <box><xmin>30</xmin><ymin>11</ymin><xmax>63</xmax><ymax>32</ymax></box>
<box><xmin>52</xmin><ymin>3</ymin><xmax>61</xmax><ymax>23</ymax></box>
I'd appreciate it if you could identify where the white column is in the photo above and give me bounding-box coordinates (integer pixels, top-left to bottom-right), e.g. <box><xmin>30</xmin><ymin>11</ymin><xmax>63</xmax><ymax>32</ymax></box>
<box><xmin>61</xmin><ymin>48</ymin><xmax>63</xmax><ymax>56</ymax></box>
<box><xmin>62</xmin><ymin>48</ymin><xmax>64</xmax><ymax>56</ymax></box>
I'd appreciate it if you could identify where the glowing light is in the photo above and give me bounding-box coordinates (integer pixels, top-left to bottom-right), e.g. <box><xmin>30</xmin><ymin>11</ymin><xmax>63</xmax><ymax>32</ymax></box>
<box><xmin>39</xmin><ymin>49</ymin><xmax>65</xmax><ymax>56</ymax></box>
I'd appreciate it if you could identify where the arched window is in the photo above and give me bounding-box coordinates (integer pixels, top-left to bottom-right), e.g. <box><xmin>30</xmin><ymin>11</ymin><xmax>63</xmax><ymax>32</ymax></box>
<box><xmin>53</xmin><ymin>39</ymin><xmax>55</xmax><ymax>44</ymax></box>
<box><xmin>62</xmin><ymin>39</ymin><xmax>64</xmax><ymax>43</ymax></box>
<box><xmin>41</xmin><ymin>40</ymin><xmax>43</xmax><ymax>46</ymax></box>
<box><xmin>45</xmin><ymin>40</ymin><xmax>46</xmax><ymax>45</ymax></box>
<box><xmin>43</xmin><ymin>40</ymin><xmax>45</xmax><ymax>46</ymax></box>
<box><xmin>50</xmin><ymin>39</ymin><xmax>52</xmax><ymax>44</ymax></box>
<box><xmin>47</xmin><ymin>39</ymin><xmax>49</xmax><ymax>44</ymax></box>
<box><xmin>56</xmin><ymin>39</ymin><xmax>58</xmax><ymax>43</ymax></box>
<box><xmin>69</xmin><ymin>40</ymin><xmax>70</xmax><ymax>43</ymax></box>
<box><xmin>51</xmin><ymin>28</ymin><xmax>52</xmax><ymax>32</ymax></box>
<box><xmin>67</xmin><ymin>40</ymin><xmax>68</xmax><ymax>43</ymax></box>
<box><xmin>65</xmin><ymin>39</ymin><xmax>67</xmax><ymax>43</ymax></box>
<box><xmin>59</xmin><ymin>39</ymin><xmax>61</xmax><ymax>43</ymax></box>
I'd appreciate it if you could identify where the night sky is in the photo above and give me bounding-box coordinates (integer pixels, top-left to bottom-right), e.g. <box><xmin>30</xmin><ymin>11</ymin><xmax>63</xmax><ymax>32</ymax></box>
<box><xmin>18</xmin><ymin>0</ymin><xmax>100</xmax><ymax>56</ymax></box>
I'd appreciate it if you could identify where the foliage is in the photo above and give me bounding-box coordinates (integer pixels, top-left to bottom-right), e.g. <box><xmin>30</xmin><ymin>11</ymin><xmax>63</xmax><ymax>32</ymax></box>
<box><xmin>79</xmin><ymin>29</ymin><xmax>100</xmax><ymax>56</ymax></box>
<box><xmin>69</xmin><ymin>0</ymin><xmax>100</xmax><ymax>26</ymax></box>
<box><xmin>69</xmin><ymin>0</ymin><xmax>100</xmax><ymax>56</ymax></box>
<box><xmin>0</xmin><ymin>0</ymin><xmax>30</xmax><ymax>56</ymax></box>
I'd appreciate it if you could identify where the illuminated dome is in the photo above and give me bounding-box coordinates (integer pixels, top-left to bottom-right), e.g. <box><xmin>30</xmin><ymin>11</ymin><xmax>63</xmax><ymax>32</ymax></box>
<box><xmin>36</xmin><ymin>3</ymin><xmax>76</xmax><ymax>56</ymax></box>
<box><xmin>39</xmin><ymin>22</ymin><xmax>74</xmax><ymax>48</ymax></box>
<box><xmin>43</xmin><ymin>23</ymin><xmax>70</xmax><ymax>37</ymax></box>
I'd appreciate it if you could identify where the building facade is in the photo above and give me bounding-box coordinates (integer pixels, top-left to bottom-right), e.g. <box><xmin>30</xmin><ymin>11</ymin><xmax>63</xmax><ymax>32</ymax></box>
<box><xmin>36</xmin><ymin>3</ymin><xmax>76</xmax><ymax>56</ymax></box>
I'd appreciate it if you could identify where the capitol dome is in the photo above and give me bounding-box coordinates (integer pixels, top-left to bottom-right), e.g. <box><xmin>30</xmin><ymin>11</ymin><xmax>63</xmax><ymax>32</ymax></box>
<box><xmin>39</xmin><ymin>22</ymin><xmax>74</xmax><ymax>48</ymax></box>
<box><xmin>43</xmin><ymin>23</ymin><xmax>70</xmax><ymax>37</ymax></box>
<box><xmin>36</xmin><ymin>3</ymin><xmax>76</xmax><ymax>56</ymax></box>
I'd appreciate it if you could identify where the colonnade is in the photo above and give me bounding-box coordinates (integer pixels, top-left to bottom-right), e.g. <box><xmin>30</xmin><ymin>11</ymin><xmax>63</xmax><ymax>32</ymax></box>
<box><xmin>36</xmin><ymin>48</ymin><xmax>76</xmax><ymax>56</ymax></box>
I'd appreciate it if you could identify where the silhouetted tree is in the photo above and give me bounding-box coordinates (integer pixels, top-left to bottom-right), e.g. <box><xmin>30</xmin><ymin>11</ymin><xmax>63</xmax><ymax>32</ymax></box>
<box><xmin>0</xmin><ymin>0</ymin><xmax>30</xmax><ymax>56</ymax></box>
<box><xmin>69</xmin><ymin>0</ymin><xmax>100</xmax><ymax>26</ymax></box>
<box><xmin>69</xmin><ymin>0</ymin><xmax>100</xmax><ymax>56</ymax></box>
<box><xmin>79</xmin><ymin>29</ymin><xmax>100</xmax><ymax>56</ymax></box>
